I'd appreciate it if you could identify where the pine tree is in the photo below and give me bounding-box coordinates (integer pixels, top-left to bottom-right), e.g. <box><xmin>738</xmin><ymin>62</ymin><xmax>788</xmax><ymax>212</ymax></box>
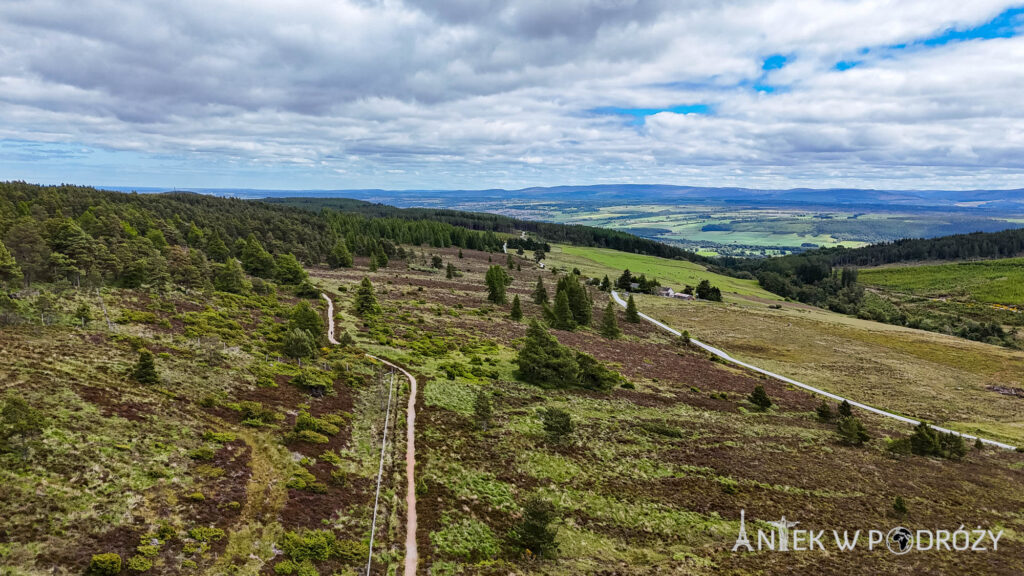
<box><xmin>508</xmin><ymin>495</ymin><xmax>559</xmax><ymax>558</ymax></box>
<box><xmin>748</xmin><ymin>385</ymin><xmax>772</xmax><ymax>411</ymax></box>
<box><xmin>838</xmin><ymin>399</ymin><xmax>853</xmax><ymax>418</ymax></box>
<box><xmin>131</xmin><ymin>350</ymin><xmax>159</xmax><ymax>385</ymax></box>
<box><xmin>599</xmin><ymin>275</ymin><xmax>611</xmax><ymax>291</ymax></box>
<box><xmin>74</xmin><ymin>303</ymin><xmax>93</xmax><ymax>327</ymax></box>
<box><xmin>275</xmin><ymin>253</ymin><xmax>307</xmax><ymax>285</ymax></box>
<box><xmin>551</xmin><ymin>290</ymin><xmax>575</xmax><ymax>330</ymax></box>
<box><xmin>599</xmin><ymin>301</ymin><xmax>620</xmax><ymax>339</ymax></box>
<box><xmin>485</xmin><ymin>265</ymin><xmax>511</xmax><ymax>304</ymax></box>
<box><xmin>328</xmin><ymin>240</ymin><xmax>353</xmax><ymax>268</ymax></box>
<box><xmin>458</xmin><ymin>249</ymin><xmax>464</xmax><ymax>259</ymax></box>
<box><xmin>0</xmin><ymin>395</ymin><xmax>44</xmax><ymax>458</ymax></box>
<box><xmin>893</xmin><ymin>496</ymin><xmax>908</xmax><ymax>516</ymax></box>
<box><xmin>214</xmin><ymin>259</ymin><xmax>248</xmax><ymax>294</ymax></box>
<box><xmin>836</xmin><ymin>416</ymin><xmax>869</xmax><ymax>446</ymax></box>
<box><xmin>368</xmin><ymin>253</ymin><xmax>378</xmax><ymax>272</ymax></box>
<box><xmin>353</xmin><ymin>277</ymin><xmax>381</xmax><ymax>317</ymax></box>
<box><xmin>532</xmin><ymin>276</ymin><xmax>549</xmax><ymax>305</ymax></box>
<box><xmin>0</xmin><ymin>239</ymin><xmax>22</xmax><ymax>287</ymax></box>
<box><xmin>616</xmin><ymin>269</ymin><xmax>633</xmax><ymax>290</ymax></box>
<box><xmin>283</xmin><ymin>328</ymin><xmax>316</xmax><ymax>361</ymax></box>
<box><xmin>815</xmin><ymin>400</ymin><xmax>834</xmax><ymax>422</ymax></box>
<box><xmin>473</xmin><ymin>389</ymin><xmax>492</xmax><ymax>431</ymax></box>
<box><xmin>446</xmin><ymin>262</ymin><xmax>455</xmax><ymax>279</ymax></box>
<box><xmin>289</xmin><ymin>302</ymin><xmax>323</xmax><ymax>341</ymax></box>
<box><xmin>206</xmin><ymin>231</ymin><xmax>230</xmax><ymax>262</ymax></box>
<box><xmin>556</xmin><ymin>274</ymin><xmax>592</xmax><ymax>326</ymax></box>
<box><xmin>517</xmin><ymin>320</ymin><xmax>578</xmax><ymax>388</ymax></box>
<box><xmin>625</xmin><ymin>294</ymin><xmax>640</xmax><ymax>323</ymax></box>
<box><xmin>240</xmin><ymin>235</ymin><xmax>276</xmax><ymax>278</ymax></box>
<box><xmin>510</xmin><ymin>295</ymin><xmax>523</xmax><ymax>321</ymax></box>
<box><xmin>507</xmin><ymin>253</ymin><xmax>515</xmax><ymax>269</ymax></box>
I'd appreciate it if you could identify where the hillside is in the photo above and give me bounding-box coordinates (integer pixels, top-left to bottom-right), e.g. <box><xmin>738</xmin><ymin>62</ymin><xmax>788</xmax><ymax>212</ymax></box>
<box><xmin>2</xmin><ymin>184</ymin><xmax>1024</xmax><ymax>574</ymax></box>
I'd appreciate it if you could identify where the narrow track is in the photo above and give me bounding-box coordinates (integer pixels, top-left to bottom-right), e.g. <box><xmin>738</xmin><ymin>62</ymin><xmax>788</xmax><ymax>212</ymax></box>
<box><xmin>321</xmin><ymin>293</ymin><xmax>419</xmax><ymax>573</ymax></box>
<box><xmin>611</xmin><ymin>291</ymin><xmax>1017</xmax><ymax>450</ymax></box>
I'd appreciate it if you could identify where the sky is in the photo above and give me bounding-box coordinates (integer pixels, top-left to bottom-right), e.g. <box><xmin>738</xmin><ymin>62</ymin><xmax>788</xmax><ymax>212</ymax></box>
<box><xmin>2</xmin><ymin>0</ymin><xmax>1024</xmax><ymax>191</ymax></box>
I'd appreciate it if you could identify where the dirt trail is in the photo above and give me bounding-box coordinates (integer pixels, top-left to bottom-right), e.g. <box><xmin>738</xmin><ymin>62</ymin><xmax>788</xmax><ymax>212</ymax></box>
<box><xmin>321</xmin><ymin>292</ymin><xmax>418</xmax><ymax>573</ymax></box>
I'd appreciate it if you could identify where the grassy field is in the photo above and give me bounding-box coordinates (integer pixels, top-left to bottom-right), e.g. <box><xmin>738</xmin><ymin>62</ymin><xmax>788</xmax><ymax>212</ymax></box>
<box><xmin>6</xmin><ymin>246</ymin><xmax>1024</xmax><ymax>575</ymax></box>
<box><xmin>638</xmin><ymin>293</ymin><xmax>1024</xmax><ymax>445</ymax></box>
<box><xmin>311</xmin><ymin>249</ymin><xmax>1024</xmax><ymax>575</ymax></box>
<box><xmin>545</xmin><ymin>244</ymin><xmax>782</xmax><ymax>301</ymax></box>
<box><xmin>860</xmin><ymin>258</ymin><xmax>1024</xmax><ymax>306</ymax></box>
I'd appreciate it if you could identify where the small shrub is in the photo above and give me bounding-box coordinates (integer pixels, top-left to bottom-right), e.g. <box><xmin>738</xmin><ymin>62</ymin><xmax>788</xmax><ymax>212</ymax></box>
<box><xmin>836</xmin><ymin>416</ymin><xmax>870</xmax><ymax>446</ymax></box>
<box><xmin>508</xmin><ymin>496</ymin><xmax>559</xmax><ymax>558</ymax></box>
<box><xmin>187</xmin><ymin>446</ymin><xmax>215</xmax><ymax>461</ymax></box>
<box><xmin>539</xmin><ymin>407</ymin><xmax>573</xmax><ymax>444</ymax></box>
<box><xmin>186</xmin><ymin>491</ymin><xmax>205</xmax><ymax>502</ymax></box>
<box><xmin>293</xmin><ymin>430</ymin><xmax>329</xmax><ymax>444</ymax></box>
<box><xmin>189</xmin><ymin>526</ymin><xmax>226</xmax><ymax>543</ymax></box>
<box><xmin>815</xmin><ymin>400</ymin><xmax>833</xmax><ymax>422</ymax></box>
<box><xmin>748</xmin><ymin>385</ymin><xmax>772</xmax><ymax>411</ymax></box>
<box><xmin>88</xmin><ymin>553</ymin><xmax>122</xmax><ymax>576</ymax></box>
<box><xmin>893</xmin><ymin>495</ymin><xmax>908</xmax><ymax>516</ymax></box>
<box><xmin>126</xmin><ymin>555</ymin><xmax>153</xmax><ymax>572</ymax></box>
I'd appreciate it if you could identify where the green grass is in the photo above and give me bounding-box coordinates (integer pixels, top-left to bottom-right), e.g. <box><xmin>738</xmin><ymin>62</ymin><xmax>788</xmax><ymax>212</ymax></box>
<box><xmin>860</xmin><ymin>258</ymin><xmax>1024</xmax><ymax>305</ymax></box>
<box><xmin>546</xmin><ymin>244</ymin><xmax>782</xmax><ymax>301</ymax></box>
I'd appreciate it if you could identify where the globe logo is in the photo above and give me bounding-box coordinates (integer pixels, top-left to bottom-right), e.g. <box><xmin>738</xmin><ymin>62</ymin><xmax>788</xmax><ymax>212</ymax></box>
<box><xmin>887</xmin><ymin>527</ymin><xmax>914</xmax><ymax>554</ymax></box>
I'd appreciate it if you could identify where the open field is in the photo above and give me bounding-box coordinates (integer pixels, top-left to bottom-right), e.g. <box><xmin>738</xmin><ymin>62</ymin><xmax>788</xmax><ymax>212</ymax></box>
<box><xmin>5</xmin><ymin>245</ymin><xmax>1024</xmax><ymax>575</ymax></box>
<box><xmin>638</xmin><ymin>293</ymin><xmax>1024</xmax><ymax>446</ymax></box>
<box><xmin>860</xmin><ymin>258</ymin><xmax>1024</xmax><ymax>306</ymax></box>
<box><xmin>545</xmin><ymin>244</ymin><xmax>782</xmax><ymax>301</ymax></box>
<box><xmin>465</xmin><ymin>201</ymin><xmax>1024</xmax><ymax>257</ymax></box>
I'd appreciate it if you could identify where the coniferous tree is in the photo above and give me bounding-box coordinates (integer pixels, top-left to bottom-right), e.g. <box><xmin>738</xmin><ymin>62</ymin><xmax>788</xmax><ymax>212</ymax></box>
<box><xmin>206</xmin><ymin>230</ymin><xmax>230</xmax><ymax>262</ymax></box>
<box><xmin>838</xmin><ymin>399</ymin><xmax>853</xmax><ymax>418</ymax></box>
<box><xmin>457</xmin><ymin>249</ymin><xmax>464</xmax><ymax>259</ymax></box>
<box><xmin>241</xmin><ymin>235</ymin><xmax>276</xmax><ymax>278</ymax></box>
<box><xmin>616</xmin><ymin>269</ymin><xmax>633</xmax><ymax>290</ymax></box>
<box><xmin>485</xmin><ymin>265</ymin><xmax>512</xmax><ymax>304</ymax></box>
<box><xmin>539</xmin><ymin>407</ymin><xmax>573</xmax><ymax>444</ymax></box>
<box><xmin>555</xmin><ymin>274</ymin><xmax>592</xmax><ymax>326</ymax></box>
<box><xmin>74</xmin><ymin>303</ymin><xmax>93</xmax><ymax>328</ymax></box>
<box><xmin>600</xmin><ymin>301</ymin><xmax>621</xmax><ymax>339</ymax></box>
<box><xmin>289</xmin><ymin>302</ymin><xmax>323</xmax><ymax>341</ymax></box>
<box><xmin>509</xmin><ymin>495</ymin><xmax>560</xmax><ymax>558</ymax></box>
<box><xmin>625</xmin><ymin>294</ymin><xmax>640</xmax><ymax>323</ymax></box>
<box><xmin>510</xmin><ymin>295</ymin><xmax>523</xmax><ymax>321</ymax></box>
<box><xmin>748</xmin><ymin>385</ymin><xmax>772</xmax><ymax>411</ymax></box>
<box><xmin>328</xmin><ymin>240</ymin><xmax>353</xmax><ymax>268</ymax></box>
<box><xmin>275</xmin><ymin>253</ymin><xmax>307</xmax><ymax>285</ymax></box>
<box><xmin>283</xmin><ymin>328</ymin><xmax>316</xmax><ymax>361</ymax></box>
<box><xmin>0</xmin><ymin>240</ymin><xmax>23</xmax><ymax>287</ymax></box>
<box><xmin>816</xmin><ymin>400</ymin><xmax>834</xmax><ymax>422</ymax></box>
<box><xmin>517</xmin><ymin>320</ymin><xmax>578</xmax><ymax>388</ymax></box>
<box><xmin>551</xmin><ymin>290</ymin><xmax>575</xmax><ymax>330</ymax></box>
<box><xmin>0</xmin><ymin>395</ymin><xmax>44</xmax><ymax>458</ymax></box>
<box><xmin>836</xmin><ymin>416</ymin><xmax>870</xmax><ymax>446</ymax></box>
<box><xmin>446</xmin><ymin>262</ymin><xmax>456</xmax><ymax>279</ymax></box>
<box><xmin>214</xmin><ymin>259</ymin><xmax>248</xmax><ymax>294</ymax></box>
<box><xmin>473</xmin><ymin>389</ymin><xmax>492</xmax><ymax>431</ymax></box>
<box><xmin>353</xmin><ymin>277</ymin><xmax>381</xmax><ymax>317</ymax></box>
<box><xmin>368</xmin><ymin>253</ymin><xmax>378</xmax><ymax>272</ymax></box>
<box><xmin>131</xmin><ymin>350</ymin><xmax>159</xmax><ymax>385</ymax></box>
<box><xmin>532</xmin><ymin>276</ymin><xmax>549</xmax><ymax>305</ymax></box>
<box><xmin>599</xmin><ymin>275</ymin><xmax>611</xmax><ymax>291</ymax></box>
<box><xmin>507</xmin><ymin>253</ymin><xmax>515</xmax><ymax>269</ymax></box>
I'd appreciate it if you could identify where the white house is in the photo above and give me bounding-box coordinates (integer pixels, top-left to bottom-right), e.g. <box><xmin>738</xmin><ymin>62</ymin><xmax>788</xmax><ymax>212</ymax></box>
<box><xmin>658</xmin><ymin>287</ymin><xmax>675</xmax><ymax>297</ymax></box>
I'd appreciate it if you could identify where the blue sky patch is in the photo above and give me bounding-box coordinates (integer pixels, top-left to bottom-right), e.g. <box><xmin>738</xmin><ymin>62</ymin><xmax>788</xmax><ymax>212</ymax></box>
<box><xmin>762</xmin><ymin>54</ymin><xmax>789</xmax><ymax>70</ymax></box>
<box><xmin>923</xmin><ymin>6</ymin><xmax>1024</xmax><ymax>45</ymax></box>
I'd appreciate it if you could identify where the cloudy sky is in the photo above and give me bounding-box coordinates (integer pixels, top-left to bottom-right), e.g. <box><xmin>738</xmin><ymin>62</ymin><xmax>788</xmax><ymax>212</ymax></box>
<box><xmin>2</xmin><ymin>1</ymin><xmax>1024</xmax><ymax>190</ymax></box>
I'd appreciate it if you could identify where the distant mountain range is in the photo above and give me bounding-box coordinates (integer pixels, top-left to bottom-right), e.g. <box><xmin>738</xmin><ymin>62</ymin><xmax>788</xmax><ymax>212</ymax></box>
<box><xmin>103</xmin><ymin>184</ymin><xmax>1024</xmax><ymax>211</ymax></box>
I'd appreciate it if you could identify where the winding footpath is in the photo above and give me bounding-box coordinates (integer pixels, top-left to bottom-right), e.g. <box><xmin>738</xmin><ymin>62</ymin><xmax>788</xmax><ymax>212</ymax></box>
<box><xmin>321</xmin><ymin>293</ymin><xmax>419</xmax><ymax>574</ymax></box>
<box><xmin>611</xmin><ymin>291</ymin><xmax>1017</xmax><ymax>450</ymax></box>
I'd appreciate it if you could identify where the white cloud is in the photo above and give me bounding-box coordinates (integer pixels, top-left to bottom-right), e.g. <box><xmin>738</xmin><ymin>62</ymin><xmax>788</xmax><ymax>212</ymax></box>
<box><xmin>0</xmin><ymin>0</ymin><xmax>1023</xmax><ymax>189</ymax></box>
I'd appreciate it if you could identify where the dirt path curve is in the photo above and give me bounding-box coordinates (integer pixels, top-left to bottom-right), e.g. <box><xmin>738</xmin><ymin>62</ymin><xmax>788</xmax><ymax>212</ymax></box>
<box><xmin>321</xmin><ymin>292</ymin><xmax>419</xmax><ymax>573</ymax></box>
<box><xmin>611</xmin><ymin>290</ymin><xmax>1017</xmax><ymax>450</ymax></box>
